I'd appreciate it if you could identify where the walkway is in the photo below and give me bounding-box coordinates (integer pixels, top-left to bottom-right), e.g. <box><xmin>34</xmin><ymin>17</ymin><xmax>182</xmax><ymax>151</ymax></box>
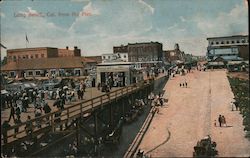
<box><xmin>138</xmin><ymin>69</ymin><xmax>250</xmax><ymax>157</ymax></box>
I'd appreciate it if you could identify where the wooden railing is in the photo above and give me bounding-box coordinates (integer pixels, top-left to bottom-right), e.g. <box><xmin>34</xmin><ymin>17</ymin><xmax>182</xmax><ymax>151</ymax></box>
<box><xmin>2</xmin><ymin>80</ymin><xmax>153</xmax><ymax>146</ymax></box>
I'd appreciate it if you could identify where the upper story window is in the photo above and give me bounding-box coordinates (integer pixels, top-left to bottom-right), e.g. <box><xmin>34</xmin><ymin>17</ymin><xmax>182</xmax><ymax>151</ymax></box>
<box><xmin>231</xmin><ymin>41</ymin><xmax>235</xmax><ymax>44</ymax></box>
<box><xmin>103</xmin><ymin>56</ymin><xmax>106</xmax><ymax>59</ymax></box>
<box><xmin>13</xmin><ymin>56</ymin><xmax>17</xmax><ymax>61</ymax></box>
<box><xmin>216</xmin><ymin>42</ymin><xmax>219</xmax><ymax>44</ymax></box>
<box><xmin>30</xmin><ymin>55</ymin><xmax>33</xmax><ymax>59</ymax></box>
<box><xmin>124</xmin><ymin>55</ymin><xmax>126</xmax><ymax>58</ymax></box>
<box><xmin>25</xmin><ymin>55</ymin><xmax>28</xmax><ymax>59</ymax></box>
<box><xmin>211</xmin><ymin>42</ymin><xmax>214</xmax><ymax>45</ymax></box>
<box><xmin>35</xmin><ymin>54</ymin><xmax>39</xmax><ymax>58</ymax></box>
<box><xmin>226</xmin><ymin>41</ymin><xmax>229</xmax><ymax>44</ymax></box>
<box><xmin>221</xmin><ymin>41</ymin><xmax>224</xmax><ymax>44</ymax></box>
<box><xmin>108</xmin><ymin>56</ymin><xmax>110</xmax><ymax>59</ymax></box>
<box><xmin>236</xmin><ymin>40</ymin><xmax>240</xmax><ymax>43</ymax></box>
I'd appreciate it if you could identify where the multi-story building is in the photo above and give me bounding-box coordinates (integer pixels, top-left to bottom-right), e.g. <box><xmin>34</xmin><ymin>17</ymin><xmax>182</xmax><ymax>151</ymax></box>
<box><xmin>6</xmin><ymin>46</ymin><xmax>81</xmax><ymax>62</ymax></box>
<box><xmin>206</xmin><ymin>35</ymin><xmax>249</xmax><ymax>61</ymax></box>
<box><xmin>113</xmin><ymin>42</ymin><xmax>163</xmax><ymax>62</ymax></box>
<box><xmin>1</xmin><ymin>46</ymin><xmax>94</xmax><ymax>78</ymax></box>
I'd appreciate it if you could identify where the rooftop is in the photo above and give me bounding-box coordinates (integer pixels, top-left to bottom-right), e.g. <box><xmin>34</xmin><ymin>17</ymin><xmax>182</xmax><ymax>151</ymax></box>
<box><xmin>207</xmin><ymin>35</ymin><xmax>248</xmax><ymax>40</ymax></box>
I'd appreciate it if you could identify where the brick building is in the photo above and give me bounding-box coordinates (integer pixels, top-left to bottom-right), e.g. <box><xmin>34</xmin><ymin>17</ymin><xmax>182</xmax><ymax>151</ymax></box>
<box><xmin>7</xmin><ymin>46</ymin><xmax>81</xmax><ymax>62</ymax></box>
<box><xmin>113</xmin><ymin>42</ymin><xmax>163</xmax><ymax>62</ymax></box>
<box><xmin>1</xmin><ymin>46</ymin><xmax>94</xmax><ymax>78</ymax></box>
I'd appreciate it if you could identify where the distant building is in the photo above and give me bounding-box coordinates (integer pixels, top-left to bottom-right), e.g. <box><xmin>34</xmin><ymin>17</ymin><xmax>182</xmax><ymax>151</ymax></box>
<box><xmin>163</xmin><ymin>43</ymin><xmax>185</xmax><ymax>64</ymax></box>
<box><xmin>113</xmin><ymin>42</ymin><xmax>163</xmax><ymax>62</ymax></box>
<box><xmin>206</xmin><ymin>35</ymin><xmax>249</xmax><ymax>62</ymax></box>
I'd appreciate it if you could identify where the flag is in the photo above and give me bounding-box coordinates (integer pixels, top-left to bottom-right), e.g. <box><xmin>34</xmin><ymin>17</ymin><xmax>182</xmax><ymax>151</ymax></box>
<box><xmin>26</xmin><ymin>34</ymin><xmax>29</xmax><ymax>43</ymax></box>
<box><xmin>0</xmin><ymin>43</ymin><xmax>7</xmax><ymax>49</ymax></box>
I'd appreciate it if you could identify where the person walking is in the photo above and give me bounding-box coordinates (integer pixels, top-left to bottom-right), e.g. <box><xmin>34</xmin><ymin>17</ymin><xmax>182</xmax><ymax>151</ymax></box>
<box><xmin>180</xmin><ymin>83</ymin><xmax>182</xmax><ymax>87</ymax></box>
<box><xmin>185</xmin><ymin>81</ymin><xmax>187</xmax><ymax>88</ymax></box>
<box><xmin>8</xmin><ymin>105</ymin><xmax>16</xmax><ymax>122</ymax></box>
<box><xmin>218</xmin><ymin>115</ymin><xmax>222</xmax><ymax>127</ymax></box>
<box><xmin>14</xmin><ymin>115</ymin><xmax>21</xmax><ymax>138</ymax></box>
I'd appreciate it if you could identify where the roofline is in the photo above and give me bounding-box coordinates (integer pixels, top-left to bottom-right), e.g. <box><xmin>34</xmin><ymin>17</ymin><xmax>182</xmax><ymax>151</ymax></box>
<box><xmin>7</xmin><ymin>47</ymin><xmax>58</xmax><ymax>52</ymax></box>
<box><xmin>207</xmin><ymin>35</ymin><xmax>248</xmax><ymax>40</ymax></box>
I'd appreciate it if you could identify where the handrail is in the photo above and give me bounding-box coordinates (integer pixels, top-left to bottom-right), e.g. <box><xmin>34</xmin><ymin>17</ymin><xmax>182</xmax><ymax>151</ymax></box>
<box><xmin>2</xmin><ymin>79</ymin><xmax>154</xmax><ymax>146</ymax></box>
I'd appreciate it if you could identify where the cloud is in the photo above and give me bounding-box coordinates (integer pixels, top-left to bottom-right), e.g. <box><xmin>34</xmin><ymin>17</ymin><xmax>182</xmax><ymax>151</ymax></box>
<box><xmin>81</xmin><ymin>1</ymin><xmax>100</xmax><ymax>15</ymax></box>
<box><xmin>167</xmin><ymin>24</ymin><xmax>178</xmax><ymax>30</ymax></box>
<box><xmin>180</xmin><ymin>16</ymin><xmax>186</xmax><ymax>22</ymax></box>
<box><xmin>0</xmin><ymin>12</ymin><xmax>5</xmax><ymax>18</ymax></box>
<box><xmin>195</xmin><ymin>4</ymin><xmax>248</xmax><ymax>37</ymax></box>
<box><xmin>138</xmin><ymin>0</ymin><xmax>154</xmax><ymax>14</ymax></box>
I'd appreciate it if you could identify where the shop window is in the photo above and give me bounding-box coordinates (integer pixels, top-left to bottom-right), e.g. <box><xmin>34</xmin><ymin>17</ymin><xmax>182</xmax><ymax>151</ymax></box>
<box><xmin>28</xmin><ymin>71</ymin><xmax>33</xmax><ymax>76</ymax></box>
<box><xmin>35</xmin><ymin>71</ymin><xmax>41</xmax><ymax>76</ymax></box>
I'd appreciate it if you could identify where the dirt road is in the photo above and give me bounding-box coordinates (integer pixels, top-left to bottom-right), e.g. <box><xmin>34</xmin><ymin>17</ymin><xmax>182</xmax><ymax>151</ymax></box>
<box><xmin>138</xmin><ymin>69</ymin><xmax>250</xmax><ymax>157</ymax></box>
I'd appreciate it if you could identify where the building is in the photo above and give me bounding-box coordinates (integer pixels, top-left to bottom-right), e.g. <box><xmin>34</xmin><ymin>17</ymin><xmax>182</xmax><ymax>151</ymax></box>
<box><xmin>101</xmin><ymin>53</ymin><xmax>128</xmax><ymax>63</ymax></box>
<box><xmin>207</xmin><ymin>35</ymin><xmax>249</xmax><ymax>61</ymax></box>
<box><xmin>1</xmin><ymin>57</ymin><xmax>85</xmax><ymax>78</ymax></box>
<box><xmin>163</xmin><ymin>43</ymin><xmax>185</xmax><ymax>64</ymax></box>
<box><xmin>113</xmin><ymin>42</ymin><xmax>163</xmax><ymax>62</ymax></box>
<box><xmin>96</xmin><ymin>62</ymin><xmax>143</xmax><ymax>87</ymax></box>
<box><xmin>6</xmin><ymin>46</ymin><xmax>81</xmax><ymax>63</ymax></box>
<box><xmin>1</xmin><ymin>47</ymin><xmax>98</xmax><ymax>78</ymax></box>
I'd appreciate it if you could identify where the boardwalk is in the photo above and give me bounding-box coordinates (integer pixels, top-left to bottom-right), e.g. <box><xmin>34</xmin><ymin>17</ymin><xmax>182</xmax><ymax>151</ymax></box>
<box><xmin>138</xmin><ymin>69</ymin><xmax>250</xmax><ymax>157</ymax></box>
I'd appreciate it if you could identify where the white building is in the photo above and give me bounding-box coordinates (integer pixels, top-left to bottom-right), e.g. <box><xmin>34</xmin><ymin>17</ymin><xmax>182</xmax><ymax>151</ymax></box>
<box><xmin>101</xmin><ymin>53</ymin><xmax>128</xmax><ymax>63</ymax></box>
<box><xmin>207</xmin><ymin>35</ymin><xmax>248</xmax><ymax>62</ymax></box>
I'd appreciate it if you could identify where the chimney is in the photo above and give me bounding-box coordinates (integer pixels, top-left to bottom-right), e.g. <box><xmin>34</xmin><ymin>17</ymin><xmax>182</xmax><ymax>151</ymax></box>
<box><xmin>66</xmin><ymin>46</ymin><xmax>68</xmax><ymax>50</ymax></box>
<box><xmin>74</xmin><ymin>46</ymin><xmax>78</xmax><ymax>50</ymax></box>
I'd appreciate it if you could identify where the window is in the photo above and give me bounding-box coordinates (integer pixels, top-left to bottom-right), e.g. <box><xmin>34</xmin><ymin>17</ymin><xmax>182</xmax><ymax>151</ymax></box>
<box><xmin>41</xmin><ymin>54</ymin><xmax>44</xmax><ymax>58</ymax></box>
<box><xmin>242</xmin><ymin>40</ymin><xmax>245</xmax><ymax>43</ymax></box>
<box><xmin>13</xmin><ymin>56</ymin><xmax>17</xmax><ymax>61</ymax></box>
<box><xmin>35</xmin><ymin>54</ymin><xmax>39</xmax><ymax>58</ymax></box>
<box><xmin>231</xmin><ymin>41</ymin><xmax>235</xmax><ymax>44</ymax></box>
<box><xmin>10</xmin><ymin>71</ymin><xmax>16</xmax><ymax>77</ymax></box>
<box><xmin>221</xmin><ymin>41</ymin><xmax>224</xmax><ymax>44</ymax></box>
<box><xmin>103</xmin><ymin>56</ymin><xmax>105</xmax><ymax>59</ymax></box>
<box><xmin>211</xmin><ymin>42</ymin><xmax>214</xmax><ymax>45</ymax></box>
<box><xmin>30</xmin><ymin>55</ymin><xmax>33</xmax><ymax>59</ymax></box>
<box><xmin>226</xmin><ymin>41</ymin><xmax>229</xmax><ymax>44</ymax></box>
<box><xmin>25</xmin><ymin>55</ymin><xmax>28</xmax><ymax>59</ymax></box>
<box><xmin>216</xmin><ymin>42</ymin><xmax>219</xmax><ymax>44</ymax></box>
<box><xmin>35</xmin><ymin>71</ymin><xmax>41</xmax><ymax>76</ymax></box>
<box><xmin>23</xmin><ymin>56</ymin><xmax>26</xmax><ymax>59</ymax></box>
<box><xmin>236</xmin><ymin>40</ymin><xmax>240</xmax><ymax>43</ymax></box>
<box><xmin>108</xmin><ymin>56</ymin><xmax>110</xmax><ymax>59</ymax></box>
<box><xmin>124</xmin><ymin>55</ymin><xmax>126</xmax><ymax>58</ymax></box>
<box><xmin>28</xmin><ymin>71</ymin><xmax>33</xmax><ymax>76</ymax></box>
<box><xmin>18</xmin><ymin>56</ymin><xmax>21</xmax><ymax>59</ymax></box>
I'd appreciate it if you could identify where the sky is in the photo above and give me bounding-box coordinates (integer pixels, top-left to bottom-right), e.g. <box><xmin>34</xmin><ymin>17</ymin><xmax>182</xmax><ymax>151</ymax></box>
<box><xmin>0</xmin><ymin>0</ymin><xmax>248</xmax><ymax>59</ymax></box>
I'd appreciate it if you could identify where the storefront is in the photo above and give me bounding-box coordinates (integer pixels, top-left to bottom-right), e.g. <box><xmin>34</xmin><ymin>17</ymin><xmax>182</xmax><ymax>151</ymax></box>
<box><xmin>96</xmin><ymin>62</ymin><xmax>143</xmax><ymax>87</ymax></box>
